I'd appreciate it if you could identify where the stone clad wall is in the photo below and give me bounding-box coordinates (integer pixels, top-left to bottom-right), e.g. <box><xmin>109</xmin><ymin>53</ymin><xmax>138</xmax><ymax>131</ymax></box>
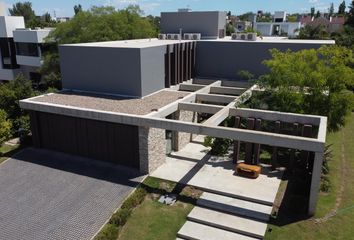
<box><xmin>176</xmin><ymin>110</ymin><xmax>195</xmax><ymax>151</ymax></box>
<box><xmin>139</xmin><ymin>127</ymin><xmax>166</xmax><ymax>174</ymax></box>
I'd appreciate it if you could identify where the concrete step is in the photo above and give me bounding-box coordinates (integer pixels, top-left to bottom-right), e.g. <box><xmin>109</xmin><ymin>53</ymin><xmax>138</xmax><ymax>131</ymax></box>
<box><xmin>177</xmin><ymin>221</ymin><xmax>258</xmax><ymax>240</ymax></box>
<box><xmin>188</xmin><ymin>206</ymin><xmax>267</xmax><ymax>239</ymax></box>
<box><xmin>197</xmin><ymin>192</ymin><xmax>272</xmax><ymax>221</ymax></box>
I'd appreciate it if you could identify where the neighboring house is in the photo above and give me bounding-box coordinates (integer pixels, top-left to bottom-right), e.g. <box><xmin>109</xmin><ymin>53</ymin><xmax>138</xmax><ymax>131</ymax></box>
<box><xmin>0</xmin><ymin>13</ymin><xmax>53</xmax><ymax>81</ymax></box>
<box><xmin>254</xmin><ymin>11</ymin><xmax>302</xmax><ymax>37</ymax></box>
<box><xmin>55</xmin><ymin>17</ymin><xmax>70</xmax><ymax>23</ymax></box>
<box><xmin>300</xmin><ymin>16</ymin><xmax>345</xmax><ymax>33</ymax></box>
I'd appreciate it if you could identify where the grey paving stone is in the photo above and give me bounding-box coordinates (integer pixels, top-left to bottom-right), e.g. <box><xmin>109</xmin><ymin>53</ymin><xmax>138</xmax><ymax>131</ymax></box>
<box><xmin>0</xmin><ymin>148</ymin><xmax>144</xmax><ymax>240</ymax></box>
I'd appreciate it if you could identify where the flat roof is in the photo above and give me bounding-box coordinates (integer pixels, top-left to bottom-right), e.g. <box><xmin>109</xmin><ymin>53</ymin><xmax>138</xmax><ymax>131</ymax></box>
<box><xmin>62</xmin><ymin>38</ymin><xmax>194</xmax><ymax>49</ymax></box>
<box><xmin>61</xmin><ymin>36</ymin><xmax>334</xmax><ymax>49</ymax></box>
<box><xmin>29</xmin><ymin>90</ymin><xmax>189</xmax><ymax>115</ymax></box>
<box><xmin>201</xmin><ymin>36</ymin><xmax>336</xmax><ymax>44</ymax></box>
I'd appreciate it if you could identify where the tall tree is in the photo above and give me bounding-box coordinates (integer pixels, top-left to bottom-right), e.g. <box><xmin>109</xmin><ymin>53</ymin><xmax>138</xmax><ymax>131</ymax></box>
<box><xmin>329</xmin><ymin>3</ymin><xmax>334</xmax><ymax>17</ymax></box>
<box><xmin>311</xmin><ymin>7</ymin><xmax>315</xmax><ymax>17</ymax></box>
<box><xmin>338</xmin><ymin>0</ymin><xmax>346</xmax><ymax>14</ymax></box>
<box><xmin>9</xmin><ymin>2</ymin><xmax>35</xmax><ymax>23</ymax></box>
<box><xmin>347</xmin><ymin>0</ymin><xmax>354</xmax><ymax>27</ymax></box>
<box><xmin>74</xmin><ymin>4</ymin><xmax>82</xmax><ymax>15</ymax></box>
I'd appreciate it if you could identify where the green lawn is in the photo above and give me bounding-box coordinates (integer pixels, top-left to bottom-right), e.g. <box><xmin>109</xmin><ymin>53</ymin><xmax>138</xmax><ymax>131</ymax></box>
<box><xmin>118</xmin><ymin>197</ymin><xmax>193</xmax><ymax>240</ymax></box>
<box><xmin>0</xmin><ymin>143</ymin><xmax>21</xmax><ymax>164</ymax></box>
<box><xmin>265</xmin><ymin>113</ymin><xmax>354</xmax><ymax>240</ymax></box>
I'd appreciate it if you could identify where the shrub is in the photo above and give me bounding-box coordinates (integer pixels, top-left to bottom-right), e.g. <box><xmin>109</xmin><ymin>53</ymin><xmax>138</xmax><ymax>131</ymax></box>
<box><xmin>204</xmin><ymin>136</ymin><xmax>232</xmax><ymax>156</ymax></box>
<box><xmin>94</xmin><ymin>224</ymin><xmax>119</xmax><ymax>240</ymax></box>
<box><xmin>109</xmin><ymin>208</ymin><xmax>132</xmax><ymax>226</ymax></box>
<box><xmin>0</xmin><ymin>110</ymin><xmax>12</xmax><ymax>145</ymax></box>
<box><xmin>121</xmin><ymin>187</ymin><xmax>147</xmax><ymax>209</ymax></box>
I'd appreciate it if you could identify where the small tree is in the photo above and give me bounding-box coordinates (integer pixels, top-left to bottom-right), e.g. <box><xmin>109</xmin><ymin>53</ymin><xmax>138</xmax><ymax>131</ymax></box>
<box><xmin>316</xmin><ymin>10</ymin><xmax>321</xmax><ymax>18</ymax></box>
<box><xmin>0</xmin><ymin>110</ymin><xmax>12</xmax><ymax>145</ymax></box>
<box><xmin>74</xmin><ymin>4</ymin><xmax>82</xmax><ymax>15</ymax></box>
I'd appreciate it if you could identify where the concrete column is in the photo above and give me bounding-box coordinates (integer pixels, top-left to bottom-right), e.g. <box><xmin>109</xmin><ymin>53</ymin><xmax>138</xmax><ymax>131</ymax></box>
<box><xmin>301</xmin><ymin>125</ymin><xmax>313</xmax><ymax>168</ymax></box>
<box><xmin>233</xmin><ymin>116</ymin><xmax>241</xmax><ymax>164</ymax></box>
<box><xmin>289</xmin><ymin>122</ymin><xmax>299</xmax><ymax>171</ymax></box>
<box><xmin>175</xmin><ymin>110</ymin><xmax>194</xmax><ymax>151</ymax></box>
<box><xmin>245</xmin><ymin>118</ymin><xmax>255</xmax><ymax>164</ymax></box>
<box><xmin>271</xmin><ymin>121</ymin><xmax>281</xmax><ymax>169</ymax></box>
<box><xmin>138</xmin><ymin>127</ymin><xmax>166</xmax><ymax>174</ymax></box>
<box><xmin>253</xmin><ymin>119</ymin><xmax>262</xmax><ymax>165</ymax></box>
<box><xmin>308</xmin><ymin>151</ymin><xmax>324</xmax><ymax>215</ymax></box>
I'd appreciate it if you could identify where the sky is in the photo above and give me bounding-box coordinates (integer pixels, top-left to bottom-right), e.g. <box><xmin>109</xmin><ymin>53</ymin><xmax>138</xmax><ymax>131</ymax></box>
<box><xmin>3</xmin><ymin>0</ymin><xmax>348</xmax><ymax>17</ymax></box>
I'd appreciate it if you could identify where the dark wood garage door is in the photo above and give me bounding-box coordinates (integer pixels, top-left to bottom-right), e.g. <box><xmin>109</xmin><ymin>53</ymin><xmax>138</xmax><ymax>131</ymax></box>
<box><xmin>29</xmin><ymin>111</ymin><xmax>140</xmax><ymax>169</ymax></box>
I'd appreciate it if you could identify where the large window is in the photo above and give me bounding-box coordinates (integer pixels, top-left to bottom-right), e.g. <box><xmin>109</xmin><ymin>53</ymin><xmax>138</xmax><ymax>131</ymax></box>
<box><xmin>15</xmin><ymin>42</ymin><xmax>39</xmax><ymax>57</ymax></box>
<box><xmin>0</xmin><ymin>38</ymin><xmax>19</xmax><ymax>69</ymax></box>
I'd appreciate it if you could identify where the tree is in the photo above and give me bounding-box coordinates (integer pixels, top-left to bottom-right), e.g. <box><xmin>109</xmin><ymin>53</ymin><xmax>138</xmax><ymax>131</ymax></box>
<box><xmin>0</xmin><ymin>110</ymin><xmax>12</xmax><ymax>145</ymax></box>
<box><xmin>316</xmin><ymin>10</ymin><xmax>321</xmax><ymax>18</ymax></box>
<box><xmin>74</xmin><ymin>4</ymin><xmax>82</xmax><ymax>15</ymax></box>
<box><xmin>238</xmin><ymin>11</ymin><xmax>254</xmax><ymax>21</ymax></box>
<box><xmin>257</xmin><ymin>46</ymin><xmax>354</xmax><ymax>131</ymax></box>
<box><xmin>0</xmin><ymin>74</ymin><xmax>35</xmax><ymax>135</ymax></box>
<box><xmin>329</xmin><ymin>3</ymin><xmax>334</xmax><ymax>17</ymax></box>
<box><xmin>311</xmin><ymin>7</ymin><xmax>315</xmax><ymax>17</ymax></box>
<box><xmin>226</xmin><ymin>23</ymin><xmax>235</xmax><ymax>36</ymax></box>
<box><xmin>347</xmin><ymin>0</ymin><xmax>354</xmax><ymax>27</ymax></box>
<box><xmin>338</xmin><ymin>0</ymin><xmax>346</xmax><ymax>15</ymax></box>
<box><xmin>9</xmin><ymin>2</ymin><xmax>35</xmax><ymax>24</ymax></box>
<box><xmin>298</xmin><ymin>24</ymin><xmax>330</xmax><ymax>39</ymax></box>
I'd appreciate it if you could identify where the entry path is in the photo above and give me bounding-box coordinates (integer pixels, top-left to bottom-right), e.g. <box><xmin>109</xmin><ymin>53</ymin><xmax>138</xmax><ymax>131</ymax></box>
<box><xmin>0</xmin><ymin>148</ymin><xmax>143</xmax><ymax>240</ymax></box>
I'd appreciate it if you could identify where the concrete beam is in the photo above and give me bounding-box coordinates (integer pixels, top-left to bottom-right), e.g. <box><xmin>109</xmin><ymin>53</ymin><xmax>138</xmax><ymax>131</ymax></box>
<box><xmin>317</xmin><ymin>117</ymin><xmax>327</xmax><ymax>142</ymax></box>
<box><xmin>196</xmin><ymin>93</ymin><xmax>237</xmax><ymax>104</ymax></box>
<box><xmin>146</xmin><ymin>81</ymin><xmax>222</xmax><ymax>118</ymax></box>
<box><xmin>178</xmin><ymin>102</ymin><xmax>224</xmax><ymax>114</ymax></box>
<box><xmin>210</xmin><ymin>86</ymin><xmax>245</xmax><ymax>96</ymax></box>
<box><xmin>179</xmin><ymin>83</ymin><xmax>204</xmax><ymax>92</ymax></box>
<box><xmin>308</xmin><ymin>151</ymin><xmax>325</xmax><ymax>215</ymax></box>
<box><xmin>20</xmin><ymin>99</ymin><xmax>325</xmax><ymax>152</ymax></box>
<box><xmin>193</xmin><ymin>78</ymin><xmax>253</xmax><ymax>88</ymax></box>
<box><xmin>229</xmin><ymin>108</ymin><xmax>322</xmax><ymax>126</ymax></box>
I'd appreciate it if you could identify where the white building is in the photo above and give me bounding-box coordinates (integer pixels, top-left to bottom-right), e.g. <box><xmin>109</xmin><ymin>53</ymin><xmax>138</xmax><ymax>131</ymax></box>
<box><xmin>255</xmin><ymin>22</ymin><xmax>301</xmax><ymax>37</ymax></box>
<box><xmin>0</xmin><ymin>12</ymin><xmax>53</xmax><ymax>81</ymax></box>
<box><xmin>254</xmin><ymin>11</ymin><xmax>302</xmax><ymax>37</ymax></box>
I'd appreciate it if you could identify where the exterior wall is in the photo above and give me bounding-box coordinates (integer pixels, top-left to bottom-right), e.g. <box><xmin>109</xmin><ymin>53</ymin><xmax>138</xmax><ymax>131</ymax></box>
<box><xmin>175</xmin><ymin>110</ymin><xmax>195</xmax><ymax>151</ymax></box>
<box><xmin>140</xmin><ymin>46</ymin><xmax>166</xmax><ymax>96</ymax></box>
<box><xmin>16</xmin><ymin>55</ymin><xmax>42</xmax><ymax>67</ymax></box>
<box><xmin>161</xmin><ymin>11</ymin><xmax>226</xmax><ymax>39</ymax></box>
<box><xmin>59</xmin><ymin>45</ymin><xmax>143</xmax><ymax>97</ymax></box>
<box><xmin>195</xmin><ymin>41</ymin><xmax>330</xmax><ymax>79</ymax></box>
<box><xmin>13</xmin><ymin>29</ymin><xmax>52</xmax><ymax>43</ymax></box>
<box><xmin>138</xmin><ymin>127</ymin><xmax>166</xmax><ymax>174</ymax></box>
<box><xmin>29</xmin><ymin>111</ymin><xmax>141</xmax><ymax>169</ymax></box>
<box><xmin>0</xmin><ymin>16</ymin><xmax>25</xmax><ymax>38</ymax></box>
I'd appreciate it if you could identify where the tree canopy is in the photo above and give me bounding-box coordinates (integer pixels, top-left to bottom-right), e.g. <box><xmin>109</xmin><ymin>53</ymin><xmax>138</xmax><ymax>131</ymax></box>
<box><xmin>9</xmin><ymin>1</ymin><xmax>35</xmax><ymax>23</ymax></box>
<box><xmin>256</xmin><ymin>46</ymin><xmax>354</xmax><ymax>131</ymax></box>
<box><xmin>0</xmin><ymin>110</ymin><xmax>12</xmax><ymax>145</ymax></box>
<box><xmin>338</xmin><ymin>0</ymin><xmax>346</xmax><ymax>14</ymax></box>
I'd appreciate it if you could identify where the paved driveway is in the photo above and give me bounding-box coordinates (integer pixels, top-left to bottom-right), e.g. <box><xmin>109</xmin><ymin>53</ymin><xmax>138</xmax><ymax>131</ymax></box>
<box><xmin>0</xmin><ymin>148</ymin><xmax>143</xmax><ymax>240</ymax></box>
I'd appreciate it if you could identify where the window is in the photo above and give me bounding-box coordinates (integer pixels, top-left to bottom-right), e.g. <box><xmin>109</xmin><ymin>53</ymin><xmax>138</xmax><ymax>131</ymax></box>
<box><xmin>15</xmin><ymin>42</ymin><xmax>39</xmax><ymax>57</ymax></box>
<box><xmin>0</xmin><ymin>38</ymin><xmax>19</xmax><ymax>69</ymax></box>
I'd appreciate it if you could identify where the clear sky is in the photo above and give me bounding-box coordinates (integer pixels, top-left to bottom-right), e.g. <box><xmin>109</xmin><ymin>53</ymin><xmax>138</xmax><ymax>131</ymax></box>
<box><xmin>3</xmin><ymin>0</ymin><xmax>348</xmax><ymax>17</ymax></box>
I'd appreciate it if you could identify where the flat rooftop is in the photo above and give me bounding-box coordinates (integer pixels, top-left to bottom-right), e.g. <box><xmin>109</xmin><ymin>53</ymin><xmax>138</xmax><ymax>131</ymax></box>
<box><xmin>30</xmin><ymin>90</ymin><xmax>189</xmax><ymax>115</ymax></box>
<box><xmin>62</xmin><ymin>38</ymin><xmax>194</xmax><ymax>49</ymax></box>
<box><xmin>202</xmin><ymin>36</ymin><xmax>336</xmax><ymax>44</ymax></box>
<box><xmin>61</xmin><ymin>36</ymin><xmax>335</xmax><ymax>49</ymax></box>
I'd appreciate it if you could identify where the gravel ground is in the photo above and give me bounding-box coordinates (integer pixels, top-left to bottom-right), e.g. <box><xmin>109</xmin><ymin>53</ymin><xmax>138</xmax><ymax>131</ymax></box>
<box><xmin>32</xmin><ymin>90</ymin><xmax>190</xmax><ymax>115</ymax></box>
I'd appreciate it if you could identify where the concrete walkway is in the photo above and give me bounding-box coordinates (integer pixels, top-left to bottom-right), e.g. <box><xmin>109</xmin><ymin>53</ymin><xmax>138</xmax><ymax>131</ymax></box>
<box><xmin>0</xmin><ymin>148</ymin><xmax>144</xmax><ymax>240</ymax></box>
<box><xmin>151</xmin><ymin>135</ymin><xmax>283</xmax><ymax>239</ymax></box>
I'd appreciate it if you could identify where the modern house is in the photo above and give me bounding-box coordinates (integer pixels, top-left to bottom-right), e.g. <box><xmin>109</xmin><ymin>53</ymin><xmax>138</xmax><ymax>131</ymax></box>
<box><xmin>0</xmin><ymin>12</ymin><xmax>53</xmax><ymax>81</ymax></box>
<box><xmin>254</xmin><ymin>11</ymin><xmax>302</xmax><ymax>37</ymax></box>
<box><xmin>20</xmin><ymin>10</ymin><xmax>335</xmax><ymax>216</ymax></box>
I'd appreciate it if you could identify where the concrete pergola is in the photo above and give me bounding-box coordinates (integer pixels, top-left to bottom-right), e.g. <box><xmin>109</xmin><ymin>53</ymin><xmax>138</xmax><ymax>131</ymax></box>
<box><xmin>20</xmin><ymin>79</ymin><xmax>327</xmax><ymax>215</ymax></box>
